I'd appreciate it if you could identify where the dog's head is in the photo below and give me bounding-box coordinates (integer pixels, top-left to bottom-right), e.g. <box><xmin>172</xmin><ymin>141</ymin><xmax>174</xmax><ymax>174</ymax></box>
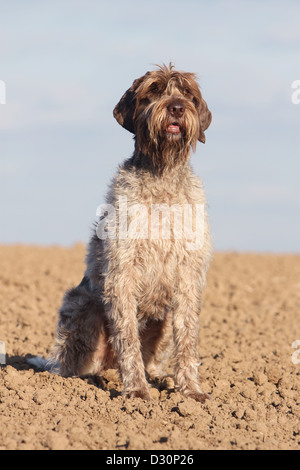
<box><xmin>113</xmin><ymin>64</ymin><xmax>212</xmax><ymax>162</ymax></box>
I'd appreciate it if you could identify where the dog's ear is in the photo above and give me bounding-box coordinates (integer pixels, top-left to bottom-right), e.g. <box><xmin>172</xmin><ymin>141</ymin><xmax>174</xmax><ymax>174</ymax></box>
<box><xmin>198</xmin><ymin>97</ymin><xmax>212</xmax><ymax>144</ymax></box>
<box><xmin>113</xmin><ymin>76</ymin><xmax>145</xmax><ymax>134</ymax></box>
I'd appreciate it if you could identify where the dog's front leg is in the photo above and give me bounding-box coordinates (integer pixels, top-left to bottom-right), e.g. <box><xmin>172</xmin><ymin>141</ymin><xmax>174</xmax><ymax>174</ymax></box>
<box><xmin>109</xmin><ymin>296</ymin><xmax>151</xmax><ymax>400</ymax></box>
<box><xmin>173</xmin><ymin>272</ymin><xmax>210</xmax><ymax>403</ymax></box>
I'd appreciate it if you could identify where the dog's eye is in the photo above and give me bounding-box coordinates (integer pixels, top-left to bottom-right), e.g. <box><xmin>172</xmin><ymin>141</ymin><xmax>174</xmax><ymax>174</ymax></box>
<box><xmin>183</xmin><ymin>88</ymin><xmax>191</xmax><ymax>95</ymax></box>
<box><xmin>151</xmin><ymin>83</ymin><xmax>160</xmax><ymax>94</ymax></box>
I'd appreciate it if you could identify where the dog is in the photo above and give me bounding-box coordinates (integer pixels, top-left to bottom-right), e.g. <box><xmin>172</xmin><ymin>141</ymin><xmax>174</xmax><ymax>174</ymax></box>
<box><xmin>29</xmin><ymin>63</ymin><xmax>212</xmax><ymax>402</ymax></box>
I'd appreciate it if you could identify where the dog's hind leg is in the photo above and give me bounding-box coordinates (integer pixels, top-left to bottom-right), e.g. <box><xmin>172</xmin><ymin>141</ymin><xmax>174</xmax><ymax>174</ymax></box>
<box><xmin>47</xmin><ymin>277</ymin><xmax>116</xmax><ymax>377</ymax></box>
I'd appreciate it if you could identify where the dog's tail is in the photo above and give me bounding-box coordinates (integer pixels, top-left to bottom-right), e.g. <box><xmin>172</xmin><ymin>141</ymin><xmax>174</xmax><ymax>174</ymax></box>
<box><xmin>27</xmin><ymin>356</ymin><xmax>59</xmax><ymax>373</ymax></box>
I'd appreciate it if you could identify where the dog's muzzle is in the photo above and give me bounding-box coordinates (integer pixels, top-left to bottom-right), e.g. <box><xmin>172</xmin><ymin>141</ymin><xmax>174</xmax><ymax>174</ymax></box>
<box><xmin>165</xmin><ymin>99</ymin><xmax>186</xmax><ymax>135</ymax></box>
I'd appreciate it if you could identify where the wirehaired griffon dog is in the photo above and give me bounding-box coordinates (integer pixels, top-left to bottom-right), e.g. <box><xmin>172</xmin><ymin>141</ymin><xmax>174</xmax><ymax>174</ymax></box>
<box><xmin>29</xmin><ymin>64</ymin><xmax>213</xmax><ymax>402</ymax></box>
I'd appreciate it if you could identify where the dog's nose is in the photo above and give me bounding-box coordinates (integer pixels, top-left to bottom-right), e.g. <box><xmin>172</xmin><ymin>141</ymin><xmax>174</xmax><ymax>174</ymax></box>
<box><xmin>167</xmin><ymin>102</ymin><xmax>185</xmax><ymax>118</ymax></box>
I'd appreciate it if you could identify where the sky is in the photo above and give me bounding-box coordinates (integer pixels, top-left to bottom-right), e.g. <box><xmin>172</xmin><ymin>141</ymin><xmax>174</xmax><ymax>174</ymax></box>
<box><xmin>0</xmin><ymin>0</ymin><xmax>300</xmax><ymax>252</ymax></box>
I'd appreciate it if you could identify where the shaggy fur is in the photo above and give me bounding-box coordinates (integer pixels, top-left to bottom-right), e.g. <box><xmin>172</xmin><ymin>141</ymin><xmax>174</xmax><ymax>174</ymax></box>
<box><xmin>29</xmin><ymin>64</ymin><xmax>213</xmax><ymax>402</ymax></box>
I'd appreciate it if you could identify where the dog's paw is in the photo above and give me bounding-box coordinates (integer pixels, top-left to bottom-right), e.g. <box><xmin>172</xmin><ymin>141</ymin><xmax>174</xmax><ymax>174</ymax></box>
<box><xmin>123</xmin><ymin>387</ymin><xmax>151</xmax><ymax>401</ymax></box>
<box><xmin>183</xmin><ymin>391</ymin><xmax>211</xmax><ymax>403</ymax></box>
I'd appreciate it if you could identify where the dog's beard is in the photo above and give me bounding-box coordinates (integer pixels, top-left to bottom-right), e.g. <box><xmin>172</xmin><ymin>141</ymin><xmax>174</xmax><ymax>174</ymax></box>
<box><xmin>135</xmin><ymin>102</ymin><xmax>200</xmax><ymax>171</ymax></box>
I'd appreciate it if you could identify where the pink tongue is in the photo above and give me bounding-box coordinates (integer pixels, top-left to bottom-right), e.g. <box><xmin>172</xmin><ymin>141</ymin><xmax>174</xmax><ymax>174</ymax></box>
<box><xmin>167</xmin><ymin>125</ymin><xmax>180</xmax><ymax>134</ymax></box>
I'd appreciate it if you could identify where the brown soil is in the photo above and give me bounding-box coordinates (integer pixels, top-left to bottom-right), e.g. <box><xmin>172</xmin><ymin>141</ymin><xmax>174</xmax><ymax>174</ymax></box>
<box><xmin>0</xmin><ymin>244</ymin><xmax>299</xmax><ymax>450</ymax></box>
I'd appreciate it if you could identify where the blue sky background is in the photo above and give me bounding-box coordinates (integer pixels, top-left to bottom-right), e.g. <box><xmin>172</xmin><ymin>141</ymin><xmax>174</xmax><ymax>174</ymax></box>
<box><xmin>0</xmin><ymin>0</ymin><xmax>300</xmax><ymax>252</ymax></box>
